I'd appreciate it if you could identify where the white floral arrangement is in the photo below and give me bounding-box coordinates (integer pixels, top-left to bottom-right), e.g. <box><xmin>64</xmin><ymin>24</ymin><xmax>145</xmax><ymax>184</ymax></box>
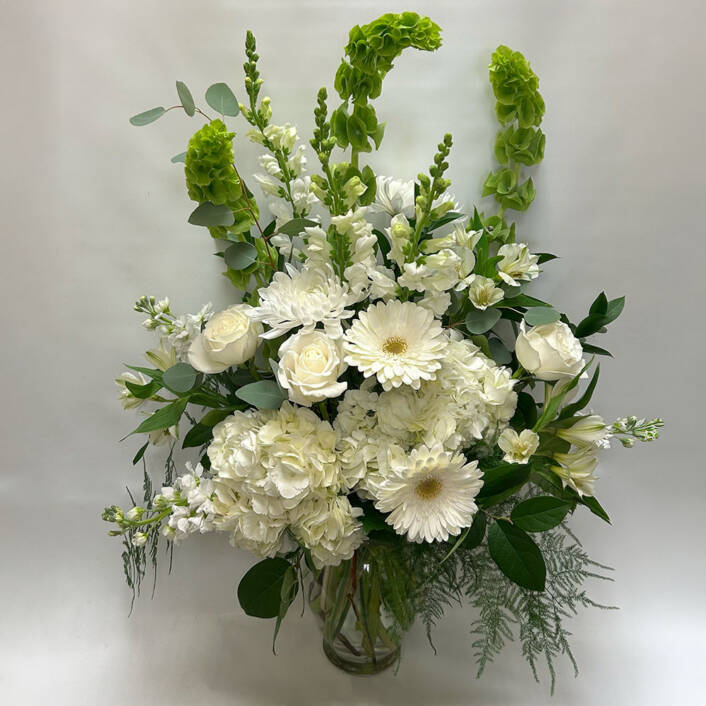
<box><xmin>104</xmin><ymin>12</ymin><xmax>662</xmax><ymax>688</ymax></box>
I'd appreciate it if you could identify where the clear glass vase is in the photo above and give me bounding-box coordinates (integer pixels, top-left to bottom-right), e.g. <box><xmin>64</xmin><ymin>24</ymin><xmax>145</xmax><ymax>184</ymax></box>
<box><xmin>308</xmin><ymin>544</ymin><xmax>403</xmax><ymax>675</ymax></box>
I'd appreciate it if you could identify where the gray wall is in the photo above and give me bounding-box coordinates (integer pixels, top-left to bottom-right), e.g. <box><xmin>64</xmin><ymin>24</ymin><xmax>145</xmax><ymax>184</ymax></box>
<box><xmin>2</xmin><ymin>0</ymin><xmax>703</xmax><ymax>703</ymax></box>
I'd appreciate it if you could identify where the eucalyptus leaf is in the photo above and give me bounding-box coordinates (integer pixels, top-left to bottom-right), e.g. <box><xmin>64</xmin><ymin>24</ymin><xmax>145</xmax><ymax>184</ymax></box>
<box><xmin>224</xmin><ymin>242</ymin><xmax>258</xmax><ymax>270</ymax></box>
<box><xmin>176</xmin><ymin>80</ymin><xmax>195</xmax><ymax>116</ymax></box>
<box><xmin>205</xmin><ymin>82</ymin><xmax>239</xmax><ymax>116</ymax></box>
<box><xmin>465</xmin><ymin>307</ymin><xmax>501</xmax><ymax>334</ymax></box>
<box><xmin>129</xmin><ymin>107</ymin><xmax>166</xmax><ymax>126</ymax></box>
<box><xmin>488</xmin><ymin>519</ymin><xmax>546</xmax><ymax>591</ymax></box>
<box><xmin>162</xmin><ymin>363</ymin><xmax>198</xmax><ymax>393</ymax></box>
<box><xmin>188</xmin><ymin>202</ymin><xmax>235</xmax><ymax>227</ymax></box>
<box><xmin>182</xmin><ymin>423</ymin><xmax>212</xmax><ymax>449</ymax></box>
<box><xmin>170</xmin><ymin>151</ymin><xmax>187</xmax><ymax>163</ymax></box>
<box><xmin>511</xmin><ymin>496</ymin><xmax>571</xmax><ymax>532</ymax></box>
<box><xmin>237</xmin><ymin>558</ymin><xmax>292</xmax><ymax>618</ymax></box>
<box><xmin>236</xmin><ymin>380</ymin><xmax>286</xmax><ymax>410</ymax></box>
<box><xmin>488</xmin><ymin>337</ymin><xmax>512</xmax><ymax>365</ymax></box>
<box><xmin>525</xmin><ymin>307</ymin><xmax>560</xmax><ymax>326</ymax></box>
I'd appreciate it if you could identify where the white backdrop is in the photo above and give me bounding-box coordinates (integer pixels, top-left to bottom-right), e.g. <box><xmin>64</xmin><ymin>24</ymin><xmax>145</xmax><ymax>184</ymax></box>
<box><xmin>2</xmin><ymin>1</ymin><xmax>705</xmax><ymax>703</ymax></box>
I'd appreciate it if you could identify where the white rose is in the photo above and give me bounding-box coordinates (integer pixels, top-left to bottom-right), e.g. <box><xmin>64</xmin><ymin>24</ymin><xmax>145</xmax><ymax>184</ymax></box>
<box><xmin>515</xmin><ymin>321</ymin><xmax>585</xmax><ymax>381</ymax></box>
<box><xmin>188</xmin><ymin>304</ymin><xmax>262</xmax><ymax>374</ymax></box>
<box><xmin>277</xmin><ymin>330</ymin><xmax>347</xmax><ymax>406</ymax></box>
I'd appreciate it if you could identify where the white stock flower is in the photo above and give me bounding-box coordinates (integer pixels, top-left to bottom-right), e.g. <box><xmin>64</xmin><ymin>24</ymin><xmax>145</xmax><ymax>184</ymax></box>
<box><xmin>497</xmin><ymin>243</ymin><xmax>539</xmax><ymax>286</ymax></box>
<box><xmin>188</xmin><ymin>304</ymin><xmax>262</xmax><ymax>373</ymax></box>
<box><xmin>292</xmin><ymin>494</ymin><xmax>364</xmax><ymax>568</ymax></box>
<box><xmin>343</xmin><ymin>300</ymin><xmax>448</xmax><ymax>391</ymax></box>
<box><xmin>166</xmin><ymin>303</ymin><xmax>213</xmax><ymax>360</ymax></box>
<box><xmin>515</xmin><ymin>321</ymin><xmax>585</xmax><ymax>381</ymax></box>
<box><xmin>373</xmin><ymin>444</ymin><xmax>483</xmax><ymax>543</ymax></box>
<box><xmin>466</xmin><ymin>275</ymin><xmax>504</xmax><ymax>310</ymax></box>
<box><xmin>498</xmin><ymin>428</ymin><xmax>539</xmax><ymax>464</ymax></box>
<box><xmin>552</xmin><ymin>447</ymin><xmax>598</xmax><ymax>497</ymax></box>
<box><xmin>250</xmin><ymin>264</ymin><xmax>354</xmax><ymax>339</ymax></box>
<box><xmin>556</xmin><ymin>415</ymin><xmax>607</xmax><ymax>446</ymax></box>
<box><xmin>372</xmin><ymin>176</ymin><xmax>414</xmax><ymax>218</ymax></box>
<box><xmin>276</xmin><ymin>330</ymin><xmax>347</xmax><ymax>406</ymax></box>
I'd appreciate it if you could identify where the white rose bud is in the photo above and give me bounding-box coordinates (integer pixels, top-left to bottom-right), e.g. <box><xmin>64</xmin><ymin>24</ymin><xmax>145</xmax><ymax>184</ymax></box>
<box><xmin>188</xmin><ymin>304</ymin><xmax>262</xmax><ymax>374</ymax></box>
<box><xmin>515</xmin><ymin>321</ymin><xmax>585</xmax><ymax>381</ymax></box>
<box><xmin>277</xmin><ymin>330</ymin><xmax>347</xmax><ymax>406</ymax></box>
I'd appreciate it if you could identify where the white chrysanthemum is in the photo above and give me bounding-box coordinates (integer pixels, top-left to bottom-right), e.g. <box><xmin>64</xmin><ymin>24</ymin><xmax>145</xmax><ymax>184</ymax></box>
<box><xmin>373</xmin><ymin>444</ymin><xmax>483</xmax><ymax>543</ymax></box>
<box><xmin>292</xmin><ymin>494</ymin><xmax>365</xmax><ymax>568</ymax></box>
<box><xmin>250</xmin><ymin>263</ymin><xmax>354</xmax><ymax>339</ymax></box>
<box><xmin>498</xmin><ymin>428</ymin><xmax>539</xmax><ymax>464</ymax></box>
<box><xmin>343</xmin><ymin>300</ymin><xmax>448</xmax><ymax>391</ymax></box>
<box><xmin>497</xmin><ymin>242</ymin><xmax>539</xmax><ymax>286</ymax></box>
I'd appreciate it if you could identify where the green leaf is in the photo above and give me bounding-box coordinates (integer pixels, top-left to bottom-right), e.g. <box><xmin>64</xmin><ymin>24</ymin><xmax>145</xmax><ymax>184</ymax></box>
<box><xmin>125</xmin><ymin>365</ymin><xmax>163</xmax><ymax>381</ymax></box>
<box><xmin>511</xmin><ymin>496</ymin><xmax>571</xmax><ymax>532</ymax></box>
<box><xmin>488</xmin><ymin>519</ymin><xmax>546</xmax><ymax>591</ymax></box>
<box><xmin>589</xmin><ymin>291</ymin><xmax>608</xmax><ymax>316</ymax></box>
<box><xmin>132</xmin><ymin>442</ymin><xmax>149</xmax><ymax>465</ymax></box>
<box><xmin>188</xmin><ymin>202</ymin><xmax>235</xmax><ymax>227</ymax></box>
<box><xmin>276</xmin><ymin>218</ymin><xmax>319</xmax><ymax>236</ymax></box>
<box><xmin>272</xmin><ymin>565</ymin><xmax>299</xmax><ymax>653</ymax></box>
<box><xmin>500</xmin><ymin>294</ymin><xmax>550</xmax><ymax>309</ymax></box>
<box><xmin>182</xmin><ymin>423</ymin><xmax>212</xmax><ymax>449</ymax></box>
<box><xmin>235</xmin><ymin>380</ymin><xmax>286</xmax><ymax>410</ymax></box>
<box><xmin>579</xmin><ymin>495</ymin><xmax>611</xmax><ymax>524</ymax></box>
<box><xmin>464</xmin><ymin>510</ymin><xmax>487</xmax><ymax>549</ymax></box>
<box><xmin>132</xmin><ymin>398</ymin><xmax>187</xmax><ymax>435</ymax></box>
<box><xmin>205</xmin><ymin>82</ymin><xmax>240</xmax><ymax>116</ymax></box>
<box><xmin>224</xmin><ymin>242</ymin><xmax>258</xmax><ymax>270</ymax></box>
<box><xmin>559</xmin><ymin>364</ymin><xmax>600</xmax><ymax>420</ymax></box>
<box><xmin>176</xmin><ymin>80</ymin><xmax>195</xmax><ymax>116</ymax></box>
<box><xmin>361</xmin><ymin>504</ymin><xmax>389</xmax><ymax>533</ymax></box>
<box><xmin>124</xmin><ymin>379</ymin><xmax>161</xmax><ymax>399</ymax></box>
<box><xmin>525</xmin><ymin>307</ymin><xmax>560</xmax><ymax>326</ymax></box>
<box><xmin>512</xmin><ymin>391</ymin><xmax>538</xmax><ymax>429</ymax></box>
<box><xmin>536</xmin><ymin>253</ymin><xmax>558</xmax><ymax>264</ymax></box>
<box><xmin>200</xmin><ymin>409</ymin><xmax>233</xmax><ymax>427</ymax></box>
<box><xmin>162</xmin><ymin>363</ymin><xmax>198</xmax><ymax>393</ymax></box>
<box><xmin>237</xmin><ymin>558</ymin><xmax>292</xmax><ymax>618</ymax></box>
<box><xmin>477</xmin><ymin>463</ymin><xmax>530</xmax><ymax>507</ymax></box>
<box><xmin>465</xmin><ymin>307</ymin><xmax>501</xmax><ymax>334</ymax></box>
<box><xmin>170</xmin><ymin>151</ymin><xmax>187</xmax><ymax>164</ymax></box>
<box><xmin>582</xmin><ymin>343</ymin><xmax>613</xmax><ymax>357</ymax></box>
<box><xmin>129</xmin><ymin>107</ymin><xmax>166</xmax><ymax>126</ymax></box>
<box><xmin>488</xmin><ymin>337</ymin><xmax>512</xmax><ymax>365</ymax></box>
<box><xmin>604</xmin><ymin>296</ymin><xmax>625</xmax><ymax>324</ymax></box>
<box><xmin>574</xmin><ymin>313</ymin><xmax>607</xmax><ymax>338</ymax></box>
<box><xmin>469</xmin><ymin>335</ymin><xmax>492</xmax><ymax>358</ymax></box>
<box><xmin>533</xmin><ymin>361</ymin><xmax>591</xmax><ymax>431</ymax></box>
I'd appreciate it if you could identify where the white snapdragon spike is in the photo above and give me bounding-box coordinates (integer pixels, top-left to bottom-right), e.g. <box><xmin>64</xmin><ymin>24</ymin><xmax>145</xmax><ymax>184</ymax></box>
<box><xmin>466</xmin><ymin>275</ymin><xmax>505</xmax><ymax>310</ymax></box>
<box><xmin>188</xmin><ymin>304</ymin><xmax>262</xmax><ymax>373</ymax></box>
<box><xmin>496</xmin><ymin>242</ymin><xmax>540</xmax><ymax>286</ymax></box>
<box><xmin>556</xmin><ymin>415</ymin><xmax>608</xmax><ymax>446</ymax></box>
<box><xmin>343</xmin><ymin>300</ymin><xmax>448</xmax><ymax>391</ymax></box>
<box><xmin>115</xmin><ymin>371</ymin><xmax>148</xmax><ymax>410</ymax></box>
<box><xmin>276</xmin><ymin>330</ymin><xmax>348</xmax><ymax>406</ymax></box>
<box><xmin>515</xmin><ymin>321</ymin><xmax>585</xmax><ymax>381</ymax></box>
<box><xmin>259</xmin><ymin>154</ymin><xmax>282</xmax><ymax>178</ymax></box>
<box><xmin>287</xmin><ymin>145</ymin><xmax>307</xmax><ymax>176</ymax></box>
<box><xmin>373</xmin><ymin>444</ymin><xmax>483</xmax><ymax>543</ymax></box>
<box><xmin>331</xmin><ymin>207</ymin><xmax>378</xmax><ymax>302</ymax></box>
<box><xmin>418</xmin><ymin>291</ymin><xmax>452</xmax><ymax>317</ymax></box>
<box><xmin>552</xmin><ymin>447</ymin><xmax>598</xmax><ymax>497</ymax></box>
<box><xmin>292</xmin><ymin>494</ymin><xmax>365</xmax><ymax>568</ymax></box>
<box><xmin>398</xmin><ymin>249</ymin><xmax>465</xmax><ymax>295</ymax></box>
<box><xmin>372</xmin><ymin>175</ymin><xmax>415</xmax><ymax>218</ymax></box>
<box><xmin>302</xmin><ymin>225</ymin><xmax>332</xmax><ymax>269</ymax></box>
<box><xmin>368</xmin><ymin>266</ymin><xmax>398</xmax><ymax>301</ymax></box>
<box><xmin>250</xmin><ymin>263</ymin><xmax>354</xmax><ymax>339</ymax></box>
<box><xmin>498</xmin><ymin>428</ymin><xmax>539</xmax><ymax>464</ymax></box>
<box><xmin>253</xmin><ymin>173</ymin><xmax>281</xmax><ymax>197</ymax></box>
<box><xmin>385</xmin><ymin>213</ymin><xmax>413</xmax><ymax>266</ymax></box>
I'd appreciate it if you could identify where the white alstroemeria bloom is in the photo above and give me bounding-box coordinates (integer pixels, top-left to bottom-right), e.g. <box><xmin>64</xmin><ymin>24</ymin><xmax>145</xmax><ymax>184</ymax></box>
<box><xmin>149</xmin><ymin>423</ymin><xmax>179</xmax><ymax>446</ymax></box>
<box><xmin>188</xmin><ymin>304</ymin><xmax>262</xmax><ymax>373</ymax></box>
<box><xmin>372</xmin><ymin>175</ymin><xmax>414</xmax><ymax>218</ymax></box>
<box><xmin>497</xmin><ymin>242</ymin><xmax>539</xmax><ymax>286</ymax></box>
<box><xmin>466</xmin><ymin>275</ymin><xmax>505</xmax><ymax>310</ymax></box>
<box><xmin>115</xmin><ymin>371</ymin><xmax>148</xmax><ymax>410</ymax></box>
<box><xmin>250</xmin><ymin>264</ymin><xmax>354</xmax><ymax>339</ymax></box>
<box><xmin>373</xmin><ymin>444</ymin><xmax>483</xmax><ymax>543</ymax></box>
<box><xmin>386</xmin><ymin>213</ymin><xmax>413</xmax><ymax>266</ymax></box>
<box><xmin>276</xmin><ymin>330</ymin><xmax>348</xmax><ymax>406</ymax></box>
<box><xmin>552</xmin><ymin>447</ymin><xmax>598</xmax><ymax>497</ymax></box>
<box><xmin>556</xmin><ymin>415</ymin><xmax>608</xmax><ymax>446</ymax></box>
<box><xmin>498</xmin><ymin>428</ymin><xmax>539</xmax><ymax>464</ymax></box>
<box><xmin>515</xmin><ymin>321</ymin><xmax>585</xmax><ymax>381</ymax></box>
<box><xmin>343</xmin><ymin>300</ymin><xmax>448</xmax><ymax>391</ymax></box>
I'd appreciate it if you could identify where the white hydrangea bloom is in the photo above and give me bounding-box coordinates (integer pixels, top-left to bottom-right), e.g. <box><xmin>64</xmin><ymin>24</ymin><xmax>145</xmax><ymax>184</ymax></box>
<box><xmin>250</xmin><ymin>263</ymin><xmax>355</xmax><ymax>339</ymax></box>
<box><xmin>292</xmin><ymin>494</ymin><xmax>364</xmax><ymax>568</ymax></box>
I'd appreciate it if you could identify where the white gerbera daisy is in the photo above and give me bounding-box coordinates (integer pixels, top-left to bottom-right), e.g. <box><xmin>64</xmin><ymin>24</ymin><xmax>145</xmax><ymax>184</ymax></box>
<box><xmin>373</xmin><ymin>444</ymin><xmax>483</xmax><ymax>543</ymax></box>
<box><xmin>250</xmin><ymin>263</ymin><xmax>354</xmax><ymax>339</ymax></box>
<box><xmin>343</xmin><ymin>300</ymin><xmax>448</xmax><ymax>391</ymax></box>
